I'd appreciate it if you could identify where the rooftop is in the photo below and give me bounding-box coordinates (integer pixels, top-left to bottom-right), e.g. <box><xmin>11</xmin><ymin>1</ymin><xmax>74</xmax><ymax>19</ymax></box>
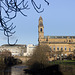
<box><xmin>1</xmin><ymin>44</ymin><xmax>26</xmax><ymax>47</ymax></box>
<box><xmin>44</xmin><ymin>36</ymin><xmax>75</xmax><ymax>39</ymax></box>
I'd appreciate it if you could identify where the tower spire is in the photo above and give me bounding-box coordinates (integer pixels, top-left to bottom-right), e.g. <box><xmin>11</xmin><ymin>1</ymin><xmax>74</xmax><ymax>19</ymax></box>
<box><xmin>39</xmin><ymin>16</ymin><xmax>43</xmax><ymax>27</ymax></box>
<box><xmin>39</xmin><ymin>16</ymin><xmax>43</xmax><ymax>20</ymax></box>
<box><xmin>38</xmin><ymin>16</ymin><xmax>44</xmax><ymax>42</ymax></box>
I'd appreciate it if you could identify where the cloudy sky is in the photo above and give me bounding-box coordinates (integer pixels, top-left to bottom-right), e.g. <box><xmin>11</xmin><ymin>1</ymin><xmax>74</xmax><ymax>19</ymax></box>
<box><xmin>0</xmin><ymin>0</ymin><xmax>75</xmax><ymax>46</ymax></box>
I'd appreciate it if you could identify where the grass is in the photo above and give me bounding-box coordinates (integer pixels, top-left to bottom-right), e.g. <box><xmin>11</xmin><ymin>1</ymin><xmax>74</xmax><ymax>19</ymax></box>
<box><xmin>60</xmin><ymin>64</ymin><xmax>75</xmax><ymax>75</ymax></box>
<box><xmin>49</xmin><ymin>60</ymin><xmax>75</xmax><ymax>75</ymax></box>
<box><xmin>49</xmin><ymin>60</ymin><xmax>75</xmax><ymax>65</ymax></box>
<box><xmin>25</xmin><ymin>60</ymin><xmax>75</xmax><ymax>75</ymax></box>
<box><xmin>57</xmin><ymin>60</ymin><xmax>75</xmax><ymax>62</ymax></box>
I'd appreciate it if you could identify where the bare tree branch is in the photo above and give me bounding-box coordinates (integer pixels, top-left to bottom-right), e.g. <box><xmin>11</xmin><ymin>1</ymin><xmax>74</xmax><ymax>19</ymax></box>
<box><xmin>44</xmin><ymin>0</ymin><xmax>49</xmax><ymax>5</ymax></box>
<box><xmin>0</xmin><ymin>0</ymin><xmax>49</xmax><ymax>45</ymax></box>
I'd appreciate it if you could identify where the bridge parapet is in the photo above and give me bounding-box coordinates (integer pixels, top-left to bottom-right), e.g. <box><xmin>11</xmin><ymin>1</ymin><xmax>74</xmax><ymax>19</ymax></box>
<box><xmin>14</xmin><ymin>56</ymin><xmax>30</xmax><ymax>63</ymax></box>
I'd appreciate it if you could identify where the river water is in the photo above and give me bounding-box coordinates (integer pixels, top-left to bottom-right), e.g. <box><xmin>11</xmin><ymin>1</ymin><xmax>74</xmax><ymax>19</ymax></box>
<box><xmin>0</xmin><ymin>65</ymin><xmax>28</xmax><ymax>75</ymax></box>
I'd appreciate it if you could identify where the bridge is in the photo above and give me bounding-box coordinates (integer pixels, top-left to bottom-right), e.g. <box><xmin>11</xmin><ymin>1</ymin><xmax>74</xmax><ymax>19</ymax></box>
<box><xmin>14</xmin><ymin>56</ymin><xmax>30</xmax><ymax>63</ymax></box>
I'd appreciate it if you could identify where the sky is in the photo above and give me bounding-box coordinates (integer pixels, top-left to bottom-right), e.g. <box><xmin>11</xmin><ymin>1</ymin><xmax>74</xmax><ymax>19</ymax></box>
<box><xmin>0</xmin><ymin>0</ymin><xmax>75</xmax><ymax>46</ymax></box>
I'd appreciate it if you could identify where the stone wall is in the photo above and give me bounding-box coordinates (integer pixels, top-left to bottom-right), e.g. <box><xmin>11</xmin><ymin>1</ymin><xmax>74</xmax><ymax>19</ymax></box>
<box><xmin>14</xmin><ymin>56</ymin><xmax>30</xmax><ymax>63</ymax></box>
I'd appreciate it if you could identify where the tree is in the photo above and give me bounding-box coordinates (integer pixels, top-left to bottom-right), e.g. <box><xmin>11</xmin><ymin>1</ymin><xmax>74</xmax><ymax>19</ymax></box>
<box><xmin>73</xmin><ymin>49</ymin><xmax>75</xmax><ymax>57</ymax></box>
<box><xmin>50</xmin><ymin>50</ymin><xmax>57</xmax><ymax>61</ymax></box>
<box><xmin>71</xmin><ymin>49</ymin><xmax>75</xmax><ymax>60</ymax></box>
<box><xmin>26</xmin><ymin>45</ymin><xmax>50</xmax><ymax>69</ymax></box>
<box><xmin>56</xmin><ymin>50</ymin><xmax>63</xmax><ymax>60</ymax></box>
<box><xmin>49</xmin><ymin>49</ymin><xmax>55</xmax><ymax>61</ymax></box>
<box><xmin>0</xmin><ymin>0</ymin><xmax>49</xmax><ymax>45</ymax></box>
<box><xmin>0</xmin><ymin>49</ymin><xmax>11</xmax><ymax>65</ymax></box>
<box><xmin>0</xmin><ymin>49</ymin><xmax>11</xmax><ymax>57</ymax></box>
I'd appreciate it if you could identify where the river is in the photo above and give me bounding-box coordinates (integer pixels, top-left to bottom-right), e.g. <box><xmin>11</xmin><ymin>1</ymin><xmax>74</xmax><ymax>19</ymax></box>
<box><xmin>0</xmin><ymin>65</ymin><xmax>28</xmax><ymax>75</ymax></box>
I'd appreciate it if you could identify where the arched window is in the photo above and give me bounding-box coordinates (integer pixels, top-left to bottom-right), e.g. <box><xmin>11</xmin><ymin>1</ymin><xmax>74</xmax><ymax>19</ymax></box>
<box><xmin>40</xmin><ymin>28</ymin><xmax>42</xmax><ymax>32</ymax></box>
<box><xmin>61</xmin><ymin>47</ymin><xmax>63</xmax><ymax>51</ymax></box>
<box><xmin>69</xmin><ymin>48</ymin><xmax>71</xmax><ymax>52</ymax></box>
<box><xmin>57</xmin><ymin>47</ymin><xmax>59</xmax><ymax>50</ymax></box>
<box><xmin>65</xmin><ymin>47</ymin><xmax>67</xmax><ymax>51</ymax></box>
<box><xmin>53</xmin><ymin>46</ymin><xmax>55</xmax><ymax>51</ymax></box>
<box><xmin>69</xmin><ymin>40</ymin><xmax>71</xmax><ymax>42</ymax></box>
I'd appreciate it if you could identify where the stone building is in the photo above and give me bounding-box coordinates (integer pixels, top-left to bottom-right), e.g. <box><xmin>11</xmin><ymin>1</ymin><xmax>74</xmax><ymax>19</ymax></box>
<box><xmin>0</xmin><ymin>44</ymin><xmax>26</xmax><ymax>56</ymax></box>
<box><xmin>38</xmin><ymin>16</ymin><xmax>75</xmax><ymax>57</ymax></box>
<box><xmin>24</xmin><ymin>44</ymin><xmax>36</xmax><ymax>56</ymax></box>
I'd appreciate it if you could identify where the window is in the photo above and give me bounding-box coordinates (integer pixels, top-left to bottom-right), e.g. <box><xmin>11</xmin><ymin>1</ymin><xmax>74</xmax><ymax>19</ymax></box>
<box><xmin>57</xmin><ymin>54</ymin><xmax>59</xmax><ymax>57</ymax></box>
<box><xmin>46</xmin><ymin>38</ymin><xmax>48</xmax><ymax>41</ymax></box>
<box><xmin>50</xmin><ymin>47</ymin><xmax>52</xmax><ymax>51</ymax></box>
<box><xmin>69</xmin><ymin>40</ymin><xmax>71</xmax><ymax>42</ymax></box>
<box><xmin>61</xmin><ymin>54</ymin><xmax>63</xmax><ymax>57</ymax></box>
<box><xmin>65</xmin><ymin>47</ymin><xmax>67</xmax><ymax>51</ymax></box>
<box><xmin>57</xmin><ymin>36</ymin><xmax>62</xmax><ymax>38</ymax></box>
<box><xmin>57</xmin><ymin>47</ymin><xmax>59</xmax><ymax>50</ymax></box>
<box><xmin>54</xmin><ymin>54</ymin><xmax>56</xmax><ymax>57</ymax></box>
<box><xmin>69</xmin><ymin>54</ymin><xmax>72</xmax><ymax>57</ymax></box>
<box><xmin>63</xmin><ymin>36</ymin><xmax>67</xmax><ymax>38</ymax></box>
<box><xmin>61</xmin><ymin>47</ymin><xmax>63</xmax><ymax>51</ymax></box>
<box><xmin>65</xmin><ymin>54</ymin><xmax>67</xmax><ymax>57</ymax></box>
<box><xmin>53</xmin><ymin>47</ymin><xmax>55</xmax><ymax>51</ymax></box>
<box><xmin>69</xmin><ymin>48</ymin><xmax>71</xmax><ymax>52</ymax></box>
<box><xmin>40</xmin><ymin>28</ymin><xmax>42</xmax><ymax>32</ymax></box>
<box><xmin>73</xmin><ymin>36</ymin><xmax>75</xmax><ymax>38</ymax></box>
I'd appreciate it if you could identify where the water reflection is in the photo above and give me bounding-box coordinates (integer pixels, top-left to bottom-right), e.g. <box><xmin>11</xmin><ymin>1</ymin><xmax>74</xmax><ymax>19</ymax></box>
<box><xmin>0</xmin><ymin>65</ymin><xmax>28</xmax><ymax>75</ymax></box>
<box><xmin>0</xmin><ymin>67</ymin><xmax>11</xmax><ymax>75</ymax></box>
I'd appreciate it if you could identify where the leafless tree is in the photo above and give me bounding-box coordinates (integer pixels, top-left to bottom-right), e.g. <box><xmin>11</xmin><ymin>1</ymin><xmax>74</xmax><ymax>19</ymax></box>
<box><xmin>49</xmin><ymin>50</ymin><xmax>57</xmax><ymax>61</ymax></box>
<box><xmin>56</xmin><ymin>50</ymin><xmax>63</xmax><ymax>60</ymax></box>
<box><xmin>26</xmin><ymin>45</ymin><xmax>50</xmax><ymax>69</ymax></box>
<box><xmin>73</xmin><ymin>49</ymin><xmax>75</xmax><ymax>57</ymax></box>
<box><xmin>0</xmin><ymin>49</ymin><xmax>11</xmax><ymax>57</ymax></box>
<box><xmin>0</xmin><ymin>49</ymin><xmax>11</xmax><ymax>65</ymax></box>
<box><xmin>0</xmin><ymin>0</ymin><xmax>49</xmax><ymax>45</ymax></box>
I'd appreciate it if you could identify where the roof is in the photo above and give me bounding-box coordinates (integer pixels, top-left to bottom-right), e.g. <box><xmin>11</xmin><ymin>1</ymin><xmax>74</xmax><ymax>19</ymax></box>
<box><xmin>39</xmin><ymin>16</ymin><xmax>43</xmax><ymax>27</ymax></box>
<box><xmin>39</xmin><ymin>16</ymin><xmax>43</xmax><ymax>20</ymax></box>
<box><xmin>44</xmin><ymin>36</ymin><xmax>75</xmax><ymax>39</ymax></box>
<box><xmin>1</xmin><ymin>44</ymin><xmax>26</xmax><ymax>47</ymax></box>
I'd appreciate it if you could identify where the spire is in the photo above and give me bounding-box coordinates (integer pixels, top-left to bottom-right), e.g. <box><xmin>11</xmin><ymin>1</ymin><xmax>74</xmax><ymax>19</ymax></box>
<box><xmin>39</xmin><ymin>16</ymin><xmax>43</xmax><ymax>27</ymax></box>
<box><xmin>39</xmin><ymin>16</ymin><xmax>43</xmax><ymax>21</ymax></box>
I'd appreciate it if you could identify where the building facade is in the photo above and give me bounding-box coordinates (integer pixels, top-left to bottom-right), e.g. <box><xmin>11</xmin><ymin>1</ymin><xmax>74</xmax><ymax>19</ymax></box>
<box><xmin>38</xmin><ymin>16</ymin><xmax>75</xmax><ymax>57</ymax></box>
<box><xmin>0</xmin><ymin>44</ymin><xmax>26</xmax><ymax>56</ymax></box>
<box><xmin>24</xmin><ymin>44</ymin><xmax>36</xmax><ymax>56</ymax></box>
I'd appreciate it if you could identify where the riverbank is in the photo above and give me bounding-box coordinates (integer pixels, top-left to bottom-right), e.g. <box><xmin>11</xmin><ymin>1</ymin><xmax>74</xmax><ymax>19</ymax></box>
<box><xmin>24</xmin><ymin>60</ymin><xmax>75</xmax><ymax>75</ymax></box>
<box><xmin>0</xmin><ymin>57</ymin><xmax>5</xmax><ymax>69</ymax></box>
<box><xmin>49</xmin><ymin>60</ymin><xmax>75</xmax><ymax>65</ymax></box>
<box><xmin>49</xmin><ymin>60</ymin><xmax>75</xmax><ymax>75</ymax></box>
<box><xmin>0</xmin><ymin>64</ymin><xmax>28</xmax><ymax>75</ymax></box>
<box><xmin>0</xmin><ymin>56</ymin><xmax>22</xmax><ymax>70</ymax></box>
<box><xmin>0</xmin><ymin>65</ymin><xmax>6</xmax><ymax>69</ymax></box>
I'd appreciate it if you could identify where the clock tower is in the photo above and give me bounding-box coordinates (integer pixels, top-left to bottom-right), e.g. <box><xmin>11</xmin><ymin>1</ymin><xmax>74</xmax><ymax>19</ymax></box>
<box><xmin>38</xmin><ymin>16</ymin><xmax>44</xmax><ymax>44</ymax></box>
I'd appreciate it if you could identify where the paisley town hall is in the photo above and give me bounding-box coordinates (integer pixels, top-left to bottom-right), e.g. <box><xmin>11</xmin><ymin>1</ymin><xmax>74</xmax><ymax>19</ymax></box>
<box><xmin>38</xmin><ymin>16</ymin><xmax>75</xmax><ymax>57</ymax></box>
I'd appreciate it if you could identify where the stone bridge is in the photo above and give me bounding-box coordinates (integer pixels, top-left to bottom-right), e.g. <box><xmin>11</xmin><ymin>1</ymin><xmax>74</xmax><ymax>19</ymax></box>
<box><xmin>14</xmin><ymin>56</ymin><xmax>30</xmax><ymax>63</ymax></box>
